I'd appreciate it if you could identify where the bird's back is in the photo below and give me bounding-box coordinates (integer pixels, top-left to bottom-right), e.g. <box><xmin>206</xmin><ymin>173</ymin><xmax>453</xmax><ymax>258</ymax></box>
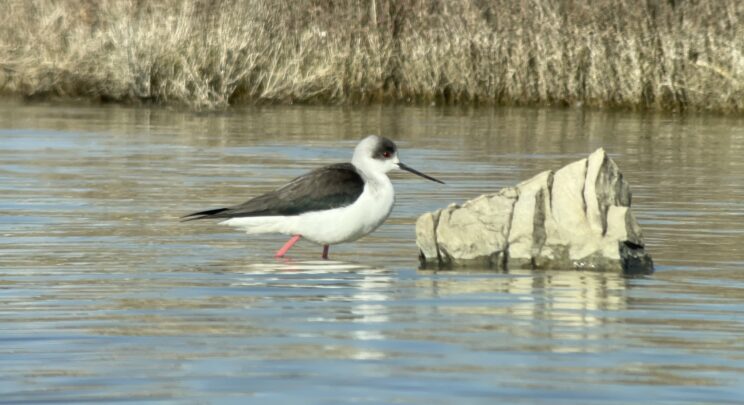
<box><xmin>182</xmin><ymin>163</ymin><xmax>364</xmax><ymax>221</ymax></box>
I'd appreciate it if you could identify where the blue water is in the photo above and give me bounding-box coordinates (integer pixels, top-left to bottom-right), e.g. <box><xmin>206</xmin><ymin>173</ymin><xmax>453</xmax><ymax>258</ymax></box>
<box><xmin>1</xmin><ymin>102</ymin><xmax>744</xmax><ymax>403</ymax></box>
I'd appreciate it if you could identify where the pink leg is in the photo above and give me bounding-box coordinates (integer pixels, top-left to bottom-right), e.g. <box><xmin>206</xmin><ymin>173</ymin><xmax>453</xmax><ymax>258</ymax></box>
<box><xmin>322</xmin><ymin>245</ymin><xmax>329</xmax><ymax>260</ymax></box>
<box><xmin>275</xmin><ymin>235</ymin><xmax>302</xmax><ymax>258</ymax></box>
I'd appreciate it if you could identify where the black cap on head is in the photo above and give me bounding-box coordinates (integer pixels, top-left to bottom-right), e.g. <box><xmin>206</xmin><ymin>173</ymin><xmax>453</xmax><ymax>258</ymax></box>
<box><xmin>372</xmin><ymin>137</ymin><xmax>397</xmax><ymax>160</ymax></box>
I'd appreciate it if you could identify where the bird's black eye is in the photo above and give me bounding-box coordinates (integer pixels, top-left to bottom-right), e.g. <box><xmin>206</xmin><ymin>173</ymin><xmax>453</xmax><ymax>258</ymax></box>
<box><xmin>382</xmin><ymin>151</ymin><xmax>392</xmax><ymax>158</ymax></box>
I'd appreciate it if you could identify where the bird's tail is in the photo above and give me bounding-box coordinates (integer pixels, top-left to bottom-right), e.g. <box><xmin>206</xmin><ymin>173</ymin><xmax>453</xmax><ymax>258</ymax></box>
<box><xmin>180</xmin><ymin>207</ymin><xmax>230</xmax><ymax>222</ymax></box>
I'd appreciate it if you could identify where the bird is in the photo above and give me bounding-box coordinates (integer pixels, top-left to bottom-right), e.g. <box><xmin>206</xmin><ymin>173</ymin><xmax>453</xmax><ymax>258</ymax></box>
<box><xmin>182</xmin><ymin>135</ymin><xmax>444</xmax><ymax>259</ymax></box>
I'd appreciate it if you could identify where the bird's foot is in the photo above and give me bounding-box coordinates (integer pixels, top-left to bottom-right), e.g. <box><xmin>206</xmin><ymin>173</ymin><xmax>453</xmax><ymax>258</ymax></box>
<box><xmin>322</xmin><ymin>244</ymin><xmax>329</xmax><ymax>260</ymax></box>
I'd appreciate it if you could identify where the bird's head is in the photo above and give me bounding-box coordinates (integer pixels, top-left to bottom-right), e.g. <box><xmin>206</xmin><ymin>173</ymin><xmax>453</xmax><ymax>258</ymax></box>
<box><xmin>352</xmin><ymin>135</ymin><xmax>444</xmax><ymax>184</ymax></box>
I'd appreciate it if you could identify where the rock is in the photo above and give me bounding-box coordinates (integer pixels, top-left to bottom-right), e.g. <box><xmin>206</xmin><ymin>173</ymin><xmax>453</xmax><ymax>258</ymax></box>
<box><xmin>416</xmin><ymin>148</ymin><xmax>654</xmax><ymax>274</ymax></box>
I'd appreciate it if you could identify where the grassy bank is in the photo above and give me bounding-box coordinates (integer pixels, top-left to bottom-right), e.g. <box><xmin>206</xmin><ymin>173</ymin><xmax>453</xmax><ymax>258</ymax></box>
<box><xmin>0</xmin><ymin>0</ymin><xmax>742</xmax><ymax>112</ymax></box>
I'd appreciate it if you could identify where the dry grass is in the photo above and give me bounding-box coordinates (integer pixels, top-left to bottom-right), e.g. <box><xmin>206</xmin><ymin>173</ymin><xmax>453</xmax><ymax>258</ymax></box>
<box><xmin>0</xmin><ymin>0</ymin><xmax>742</xmax><ymax>112</ymax></box>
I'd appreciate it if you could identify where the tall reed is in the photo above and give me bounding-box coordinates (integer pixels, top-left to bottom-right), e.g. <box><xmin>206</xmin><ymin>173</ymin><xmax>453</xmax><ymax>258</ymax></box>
<box><xmin>0</xmin><ymin>0</ymin><xmax>741</xmax><ymax>112</ymax></box>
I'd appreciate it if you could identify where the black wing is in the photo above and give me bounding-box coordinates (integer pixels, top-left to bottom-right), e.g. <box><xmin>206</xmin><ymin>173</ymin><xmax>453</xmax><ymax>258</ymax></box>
<box><xmin>182</xmin><ymin>163</ymin><xmax>364</xmax><ymax>221</ymax></box>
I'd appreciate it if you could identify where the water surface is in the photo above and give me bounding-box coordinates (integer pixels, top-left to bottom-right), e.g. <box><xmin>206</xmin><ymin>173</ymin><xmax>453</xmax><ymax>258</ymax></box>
<box><xmin>1</xmin><ymin>102</ymin><xmax>744</xmax><ymax>403</ymax></box>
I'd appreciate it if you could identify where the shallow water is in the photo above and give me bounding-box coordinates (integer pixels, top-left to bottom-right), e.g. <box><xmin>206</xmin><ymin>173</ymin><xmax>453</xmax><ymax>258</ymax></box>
<box><xmin>1</xmin><ymin>101</ymin><xmax>743</xmax><ymax>403</ymax></box>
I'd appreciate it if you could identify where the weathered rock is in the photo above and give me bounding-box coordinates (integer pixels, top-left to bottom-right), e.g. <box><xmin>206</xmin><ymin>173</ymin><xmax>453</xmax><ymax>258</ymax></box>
<box><xmin>416</xmin><ymin>148</ymin><xmax>653</xmax><ymax>274</ymax></box>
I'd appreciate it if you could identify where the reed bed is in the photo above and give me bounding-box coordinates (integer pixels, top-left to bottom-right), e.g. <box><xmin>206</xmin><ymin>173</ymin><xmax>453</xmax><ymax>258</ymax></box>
<box><xmin>0</xmin><ymin>0</ymin><xmax>742</xmax><ymax>112</ymax></box>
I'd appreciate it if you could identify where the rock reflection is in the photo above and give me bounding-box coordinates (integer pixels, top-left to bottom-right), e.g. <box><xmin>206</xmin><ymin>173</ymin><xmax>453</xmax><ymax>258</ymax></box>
<box><xmin>418</xmin><ymin>269</ymin><xmax>628</xmax><ymax>353</ymax></box>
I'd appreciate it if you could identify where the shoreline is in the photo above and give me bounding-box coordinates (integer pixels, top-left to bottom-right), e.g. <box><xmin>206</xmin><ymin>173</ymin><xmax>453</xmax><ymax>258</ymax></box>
<box><xmin>1</xmin><ymin>0</ymin><xmax>742</xmax><ymax>113</ymax></box>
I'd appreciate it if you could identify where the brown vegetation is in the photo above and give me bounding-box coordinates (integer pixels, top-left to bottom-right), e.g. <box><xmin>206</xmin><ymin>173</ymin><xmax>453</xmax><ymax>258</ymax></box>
<box><xmin>0</xmin><ymin>0</ymin><xmax>742</xmax><ymax>111</ymax></box>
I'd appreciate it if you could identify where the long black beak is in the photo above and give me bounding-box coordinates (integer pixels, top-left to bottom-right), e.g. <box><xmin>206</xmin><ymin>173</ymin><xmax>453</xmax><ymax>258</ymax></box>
<box><xmin>398</xmin><ymin>162</ymin><xmax>445</xmax><ymax>184</ymax></box>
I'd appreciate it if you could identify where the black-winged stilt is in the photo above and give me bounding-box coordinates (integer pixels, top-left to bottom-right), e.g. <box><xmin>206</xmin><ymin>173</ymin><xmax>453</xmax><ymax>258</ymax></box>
<box><xmin>182</xmin><ymin>135</ymin><xmax>444</xmax><ymax>259</ymax></box>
